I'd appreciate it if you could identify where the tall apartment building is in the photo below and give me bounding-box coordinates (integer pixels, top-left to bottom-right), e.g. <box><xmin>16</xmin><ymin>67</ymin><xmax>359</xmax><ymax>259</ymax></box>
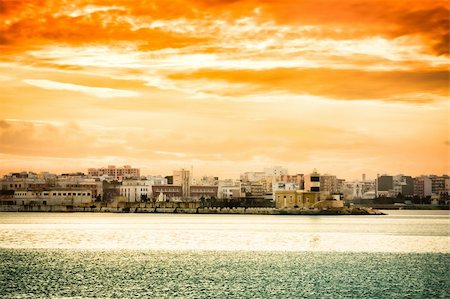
<box><xmin>413</xmin><ymin>176</ymin><xmax>432</xmax><ymax>198</ymax></box>
<box><xmin>88</xmin><ymin>165</ymin><xmax>140</xmax><ymax>180</ymax></box>
<box><xmin>304</xmin><ymin>171</ymin><xmax>320</xmax><ymax>192</ymax></box>
<box><xmin>429</xmin><ymin>175</ymin><xmax>449</xmax><ymax>195</ymax></box>
<box><xmin>173</xmin><ymin>168</ymin><xmax>191</xmax><ymax>197</ymax></box>
<box><xmin>377</xmin><ymin>175</ymin><xmax>414</xmax><ymax>197</ymax></box>
<box><xmin>279</xmin><ymin>174</ymin><xmax>304</xmax><ymax>186</ymax></box>
<box><xmin>320</xmin><ymin>175</ymin><xmax>344</xmax><ymax>194</ymax></box>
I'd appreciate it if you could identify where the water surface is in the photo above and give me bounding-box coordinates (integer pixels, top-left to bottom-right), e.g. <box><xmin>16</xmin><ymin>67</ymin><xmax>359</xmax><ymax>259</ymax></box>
<box><xmin>0</xmin><ymin>210</ymin><xmax>448</xmax><ymax>252</ymax></box>
<box><xmin>0</xmin><ymin>211</ymin><xmax>449</xmax><ymax>298</ymax></box>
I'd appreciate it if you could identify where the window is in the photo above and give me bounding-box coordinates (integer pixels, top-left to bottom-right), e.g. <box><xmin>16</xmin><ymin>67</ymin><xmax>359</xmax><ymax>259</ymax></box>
<box><xmin>63</xmin><ymin>193</ymin><xmax>66</xmax><ymax>196</ymax></box>
<box><xmin>289</xmin><ymin>196</ymin><xmax>293</xmax><ymax>203</ymax></box>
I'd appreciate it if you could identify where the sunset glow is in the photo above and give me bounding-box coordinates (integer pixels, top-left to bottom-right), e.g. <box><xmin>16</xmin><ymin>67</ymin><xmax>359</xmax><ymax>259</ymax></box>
<box><xmin>0</xmin><ymin>0</ymin><xmax>448</xmax><ymax>178</ymax></box>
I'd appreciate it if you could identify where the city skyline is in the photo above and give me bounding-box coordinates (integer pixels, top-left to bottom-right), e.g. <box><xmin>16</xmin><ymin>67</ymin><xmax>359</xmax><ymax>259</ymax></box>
<box><xmin>1</xmin><ymin>0</ymin><xmax>449</xmax><ymax>180</ymax></box>
<box><xmin>2</xmin><ymin>164</ymin><xmax>448</xmax><ymax>183</ymax></box>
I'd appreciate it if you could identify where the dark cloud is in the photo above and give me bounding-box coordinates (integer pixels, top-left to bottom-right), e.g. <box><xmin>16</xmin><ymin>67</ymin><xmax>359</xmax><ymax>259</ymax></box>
<box><xmin>393</xmin><ymin>6</ymin><xmax>449</xmax><ymax>56</ymax></box>
<box><xmin>169</xmin><ymin>67</ymin><xmax>449</xmax><ymax>103</ymax></box>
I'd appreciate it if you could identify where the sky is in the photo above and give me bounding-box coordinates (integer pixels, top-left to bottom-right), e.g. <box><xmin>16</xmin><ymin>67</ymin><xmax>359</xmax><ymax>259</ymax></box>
<box><xmin>0</xmin><ymin>0</ymin><xmax>449</xmax><ymax>180</ymax></box>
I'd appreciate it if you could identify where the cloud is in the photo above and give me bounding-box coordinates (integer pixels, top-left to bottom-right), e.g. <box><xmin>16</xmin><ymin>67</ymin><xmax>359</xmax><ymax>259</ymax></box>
<box><xmin>168</xmin><ymin>68</ymin><xmax>449</xmax><ymax>103</ymax></box>
<box><xmin>23</xmin><ymin>79</ymin><xmax>140</xmax><ymax>98</ymax></box>
<box><xmin>0</xmin><ymin>0</ymin><xmax>447</xmax><ymax>57</ymax></box>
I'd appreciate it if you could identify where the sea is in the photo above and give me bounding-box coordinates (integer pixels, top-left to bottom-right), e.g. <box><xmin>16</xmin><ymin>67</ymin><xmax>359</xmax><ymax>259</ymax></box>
<box><xmin>0</xmin><ymin>210</ymin><xmax>449</xmax><ymax>298</ymax></box>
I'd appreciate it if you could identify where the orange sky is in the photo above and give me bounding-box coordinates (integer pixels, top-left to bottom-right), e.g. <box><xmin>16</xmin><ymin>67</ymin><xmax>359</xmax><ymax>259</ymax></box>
<box><xmin>0</xmin><ymin>0</ymin><xmax>449</xmax><ymax>179</ymax></box>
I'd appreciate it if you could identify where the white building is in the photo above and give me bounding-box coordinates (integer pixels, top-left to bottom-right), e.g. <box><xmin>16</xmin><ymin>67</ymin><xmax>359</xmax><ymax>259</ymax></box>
<box><xmin>273</xmin><ymin>182</ymin><xmax>300</xmax><ymax>191</ymax></box>
<box><xmin>144</xmin><ymin>175</ymin><xmax>168</xmax><ymax>185</ymax></box>
<box><xmin>120</xmin><ymin>180</ymin><xmax>152</xmax><ymax>202</ymax></box>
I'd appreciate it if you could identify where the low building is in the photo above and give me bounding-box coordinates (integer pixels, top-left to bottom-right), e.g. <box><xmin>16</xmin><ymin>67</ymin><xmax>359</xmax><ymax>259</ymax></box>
<box><xmin>189</xmin><ymin>186</ymin><xmax>218</xmax><ymax>199</ymax></box>
<box><xmin>13</xmin><ymin>188</ymin><xmax>92</xmax><ymax>206</ymax></box>
<box><xmin>59</xmin><ymin>178</ymin><xmax>103</xmax><ymax>200</ymax></box>
<box><xmin>152</xmin><ymin>185</ymin><xmax>183</xmax><ymax>199</ymax></box>
<box><xmin>274</xmin><ymin>190</ymin><xmax>320</xmax><ymax>209</ymax></box>
<box><xmin>88</xmin><ymin>165</ymin><xmax>140</xmax><ymax>180</ymax></box>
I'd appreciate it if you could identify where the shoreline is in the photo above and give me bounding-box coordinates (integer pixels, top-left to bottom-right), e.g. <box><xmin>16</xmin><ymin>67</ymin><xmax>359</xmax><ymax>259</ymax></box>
<box><xmin>0</xmin><ymin>205</ymin><xmax>385</xmax><ymax>215</ymax></box>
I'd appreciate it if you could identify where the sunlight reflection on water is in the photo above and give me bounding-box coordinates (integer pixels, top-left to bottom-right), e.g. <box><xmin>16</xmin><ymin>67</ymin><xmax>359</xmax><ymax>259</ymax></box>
<box><xmin>0</xmin><ymin>210</ymin><xmax>448</xmax><ymax>252</ymax></box>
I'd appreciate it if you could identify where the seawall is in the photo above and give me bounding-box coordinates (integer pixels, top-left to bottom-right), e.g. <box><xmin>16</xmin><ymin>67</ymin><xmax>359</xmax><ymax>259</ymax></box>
<box><xmin>0</xmin><ymin>205</ymin><xmax>384</xmax><ymax>215</ymax></box>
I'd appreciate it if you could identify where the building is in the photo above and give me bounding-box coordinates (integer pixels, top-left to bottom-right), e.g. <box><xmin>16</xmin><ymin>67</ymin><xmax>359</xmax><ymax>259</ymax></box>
<box><xmin>242</xmin><ymin>181</ymin><xmax>265</xmax><ymax>198</ymax></box>
<box><xmin>173</xmin><ymin>169</ymin><xmax>191</xmax><ymax>197</ymax></box>
<box><xmin>120</xmin><ymin>180</ymin><xmax>152</xmax><ymax>202</ymax></box>
<box><xmin>264</xmin><ymin>166</ymin><xmax>288</xmax><ymax>177</ymax></box>
<box><xmin>219</xmin><ymin>186</ymin><xmax>242</xmax><ymax>199</ymax></box>
<box><xmin>218</xmin><ymin>180</ymin><xmax>243</xmax><ymax>199</ymax></box>
<box><xmin>377</xmin><ymin>174</ymin><xmax>414</xmax><ymax>197</ymax></box>
<box><xmin>377</xmin><ymin>175</ymin><xmax>393</xmax><ymax>194</ymax></box>
<box><xmin>58</xmin><ymin>178</ymin><xmax>103</xmax><ymax>200</ymax></box>
<box><xmin>413</xmin><ymin>176</ymin><xmax>432</xmax><ymax>198</ymax></box>
<box><xmin>320</xmin><ymin>174</ymin><xmax>345</xmax><ymax>195</ymax></box>
<box><xmin>273</xmin><ymin>182</ymin><xmax>300</xmax><ymax>192</ymax></box>
<box><xmin>13</xmin><ymin>188</ymin><xmax>92</xmax><ymax>206</ymax></box>
<box><xmin>274</xmin><ymin>190</ymin><xmax>320</xmax><ymax>209</ymax></box>
<box><xmin>343</xmin><ymin>179</ymin><xmax>376</xmax><ymax>200</ymax></box>
<box><xmin>88</xmin><ymin>165</ymin><xmax>140</xmax><ymax>180</ymax></box>
<box><xmin>279</xmin><ymin>174</ymin><xmax>304</xmax><ymax>186</ymax></box>
<box><xmin>399</xmin><ymin>175</ymin><xmax>414</xmax><ymax>197</ymax></box>
<box><xmin>193</xmin><ymin>176</ymin><xmax>219</xmax><ymax>186</ymax></box>
<box><xmin>1</xmin><ymin>175</ymin><xmax>48</xmax><ymax>191</ymax></box>
<box><xmin>240</xmin><ymin>171</ymin><xmax>266</xmax><ymax>182</ymax></box>
<box><xmin>144</xmin><ymin>175</ymin><xmax>168</xmax><ymax>185</ymax></box>
<box><xmin>304</xmin><ymin>171</ymin><xmax>321</xmax><ymax>192</ymax></box>
<box><xmin>189</xmin><ymin>186</ymin><xmax>218</xmax><ymax>198</ymax></box>
<box><xmin>152</xmin><ymin>185</ymin><xmax>183</xmax><ymax>199</ymax></box>
<box><xmin>429</xmin><ymin>175</ymin><xmax>449</xmax><ymax>195</ymax></box>
<box><xmin>165</xmin><ymin>176</ymin><xmax>173</xmax><ymax>185</ymax></box>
